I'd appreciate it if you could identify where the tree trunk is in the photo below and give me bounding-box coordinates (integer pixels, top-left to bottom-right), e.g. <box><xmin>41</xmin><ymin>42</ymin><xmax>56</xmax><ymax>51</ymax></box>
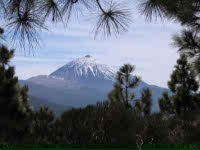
<box><xmin>125</xmin><ymin>86</ymin><xmax>128</xmax><ymax>105</ymax></box>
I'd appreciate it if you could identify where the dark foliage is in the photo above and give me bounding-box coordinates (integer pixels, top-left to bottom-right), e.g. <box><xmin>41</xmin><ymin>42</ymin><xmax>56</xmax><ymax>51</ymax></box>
<box><xmin>135</xmin><ymin>88</ymin><xmax>153</xmax><ymax>116</ymax></box>
<box><xmin>1</xmin><ymin>1</ymin><xmax>200</xmax><ymax>149</ymax></box>
<box><xmin>159</xmin><ymin>54</ymin><xmax>200</xmax><ymax>114</ymax></box>
<box><xmin>108</xmin><ymin>64</ymin><xmax>141</xmax><ymax>109</ymax></box>
<box><xmin>0</xmin><ymin>45</ymin><xmax>32</xmax><ymax>119</ymax></box>
<box><xmin>0</xmin><ymin>60</ymin><xmax>199</xmax><ymax>149</ymax></box>
<box><xmin>0</xmin><ymin>45</ymin><xmax>32</xmax><ymax>144</ymax></box>
<box><xmin>2</xmin><ymin>100</ymin><xmax>200</xmax><ymax>149</ymax></box>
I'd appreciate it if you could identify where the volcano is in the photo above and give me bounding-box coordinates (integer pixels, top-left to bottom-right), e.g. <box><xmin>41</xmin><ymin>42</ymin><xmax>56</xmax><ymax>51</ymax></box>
<box><xmin>20</xmin><ymin>55</ymin><xmax>171</xmax><ymax>112</ymax></box>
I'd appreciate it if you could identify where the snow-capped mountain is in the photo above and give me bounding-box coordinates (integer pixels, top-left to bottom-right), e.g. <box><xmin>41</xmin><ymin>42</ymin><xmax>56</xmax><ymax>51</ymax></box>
<box><xmin>28</xmin><ymin>55</ymin><xmax>116</xmax><ymax>92</ymax></box>
<box><xmin>50</xmin><ymin>55</ymin><xmax>116</xmax><ymax>81</ymax></box>
<box><xmin>20</xmin><ymin>55</ymin><xmax>171</xmax><ymax>113</ymax></box>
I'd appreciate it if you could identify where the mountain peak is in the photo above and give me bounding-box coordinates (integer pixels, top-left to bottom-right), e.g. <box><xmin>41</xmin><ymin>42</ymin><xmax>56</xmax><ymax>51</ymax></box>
<box><xmin>50</xmin><ymin>56</ymin><xmax>116</xmax><ymax>81</ymax></box>
<box><xmin>85</xmin><ymin>55</ymin><xmax>92</xmax><ymax>58</ymax></box>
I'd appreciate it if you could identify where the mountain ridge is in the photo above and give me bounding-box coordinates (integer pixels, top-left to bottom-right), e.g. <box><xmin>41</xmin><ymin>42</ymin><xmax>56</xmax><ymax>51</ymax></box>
<box><xmin>22</xmin><ymin>55</ymin><xmax>171</xmax><ymax>113</ymax></box>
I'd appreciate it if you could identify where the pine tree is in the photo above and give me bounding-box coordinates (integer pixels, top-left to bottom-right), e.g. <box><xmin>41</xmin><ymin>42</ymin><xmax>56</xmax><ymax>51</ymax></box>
<box><xmin>0</xmin><ymin>0</ymin><xmax>132</xmax><ymax>50</ymax></box>
<box><xmin>108</xmin><ymin>64</ymin><xmax>140</xmax><ymax>108</ymax></box>
<box><xmin>158</xmin><ymin>92</ymin><xmax>174</xmax><ymax>114</ymax></box>
<box><xmin>139</xmin><ymin>0</ymin><xmax>199</xmax><ymax>28</ymax></box>
<box><xmin>159</xmin><ymin>55</ymin><xmax>199</xmax><ymax>114</ymax></box>
<box><xmin>135</xmin><ymin>88</ymin><xmax>152</xmax><ymax>116</ymax></box>
<box><xmin>139</xmin><ymin>0</ymin><xmax>200</xmax><ymax>74</ymax></box>
<box><xmin>31</xmin><ymin>107</ymin><xmax>55</xmax><ymax>138</ymax></box>
<box><xmin>0</xmin><ymin>45</ymin><xmax>32</xmax><ymax>119</ymax></box>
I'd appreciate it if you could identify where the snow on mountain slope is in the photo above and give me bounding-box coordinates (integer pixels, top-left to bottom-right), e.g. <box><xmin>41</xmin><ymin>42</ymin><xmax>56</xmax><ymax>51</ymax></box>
<box><xmin>50</xmin><ymin>55</ymin><xmax>116</xmax><ymax>81</ymax></box>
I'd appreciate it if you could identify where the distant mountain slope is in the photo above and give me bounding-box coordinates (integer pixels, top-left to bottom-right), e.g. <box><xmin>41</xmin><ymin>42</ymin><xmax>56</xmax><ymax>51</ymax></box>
<box><xmin>20</xmin><ymin>79</ymin><xmax>106</xmax><ymax>107</ymax></box>
<box><xmin>21</xmin><ymin>55</ymin><xmax>172</xmax><ymax>112</ymax></box>
<box><xmin>49</xmin><ymin>55</ymin><xmax>115</xmax><ymax>92</ymax></box>
<box><xmin>29</xmin><ymin>95</ymin><xmax>71</xmax><ymax>116</ymax></box>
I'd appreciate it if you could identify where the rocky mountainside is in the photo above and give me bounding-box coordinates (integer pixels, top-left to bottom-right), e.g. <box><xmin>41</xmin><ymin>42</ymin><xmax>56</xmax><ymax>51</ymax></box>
<box><xmin>21</xmin><ymin>55</ymin><xmax>171</xmax><ymax>112</ymax></box>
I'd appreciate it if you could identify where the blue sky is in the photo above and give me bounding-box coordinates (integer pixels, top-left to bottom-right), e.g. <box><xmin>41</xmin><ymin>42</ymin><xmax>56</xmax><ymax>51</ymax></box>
<box><xmin>10</xmin><ymin>4</ymin><xmax>181</xmax><ymax>88</ymax></box>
